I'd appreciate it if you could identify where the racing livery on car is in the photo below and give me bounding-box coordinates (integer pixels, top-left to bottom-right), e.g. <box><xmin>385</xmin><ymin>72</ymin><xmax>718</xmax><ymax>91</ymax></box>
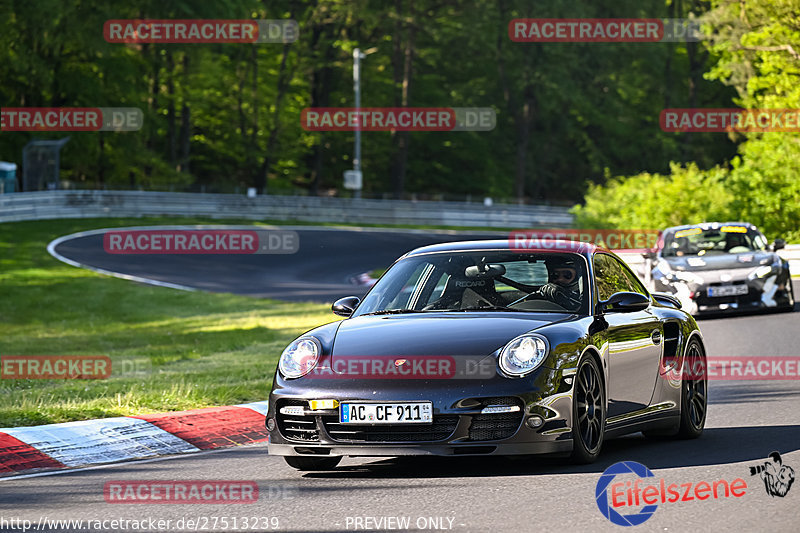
<box><xmin>267</xmin><ymin>240</ymin><xmax>707</xmax><ymax>470</ymax></box>
<box><xmin>648</xmin><ymin>222</ymin><xmax>794</xmax><ymax>315</ymax></box>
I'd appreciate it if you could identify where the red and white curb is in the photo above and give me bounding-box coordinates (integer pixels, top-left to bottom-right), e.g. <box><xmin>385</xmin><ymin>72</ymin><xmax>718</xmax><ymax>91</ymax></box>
<box><xmin>0</xmin><ymin>401</ymin><xmax>268</xmax><ymax>476</ymax></box>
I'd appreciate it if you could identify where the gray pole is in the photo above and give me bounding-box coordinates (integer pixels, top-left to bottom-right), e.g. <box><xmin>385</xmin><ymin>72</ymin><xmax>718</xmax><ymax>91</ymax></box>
<box><xmin>353</xmin><ymin>48</ymin><xmax>363</xmax><ymax>199</ymax></box>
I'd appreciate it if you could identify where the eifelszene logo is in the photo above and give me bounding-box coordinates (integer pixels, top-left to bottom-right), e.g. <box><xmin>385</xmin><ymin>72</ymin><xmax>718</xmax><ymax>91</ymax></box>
<box><xmin>749</xmin><ymin>452</ymin><xmax>795</xmax><ymax>497</ymax></box>
<box><xmin>595</xmin><ymin>461</ymin><xmax>748</xmax><ymax>526</ymax></box>
<box><xmin>596</xmin><ymin>462</ymin><xmax>659</xmax><ymax>526</ymax></box>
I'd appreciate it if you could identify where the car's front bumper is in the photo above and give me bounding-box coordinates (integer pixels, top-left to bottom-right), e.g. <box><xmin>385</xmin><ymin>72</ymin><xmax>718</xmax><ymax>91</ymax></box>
<box><xmin>266</xmin><ymin>368</ymin><xmax>575</xmax><ymax>457</ymax></box>
<box><xmin>655</xmin><ymin>273</ymin><xmax>793</xmax><ymax>315</ymax></box>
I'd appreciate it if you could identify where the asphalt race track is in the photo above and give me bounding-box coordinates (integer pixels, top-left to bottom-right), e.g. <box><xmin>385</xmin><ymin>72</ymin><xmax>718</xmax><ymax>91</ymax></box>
<box><xmin>5</xmin><ymin>226</ymin><xmax>799</xmax><ymax>532</ymax></box>
<box><xmin>50</xmin><ymin>226</ymin><xmax>506</xmax><ymax>302</ymax></box>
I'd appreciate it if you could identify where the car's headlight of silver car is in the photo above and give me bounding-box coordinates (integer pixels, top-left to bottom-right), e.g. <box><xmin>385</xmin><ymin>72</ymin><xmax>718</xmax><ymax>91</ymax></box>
<box><xmin>278</xmin><ymin>337</ymin><xmax>321</xmax><ymax>378</ymax></box>
<box><xmin>499</xmin><ymin>334</ymin><xmax>549</xmax><ymax>377</ymax></box>
<box><xmin>749</xmin><ymin>265</ymin><xmax>776</xmax><ymax>279</ymax></box>
<box><xmin>654</xmin><ymin>260</ymin><xmax>671</xmax><ymax>279</ymax></box>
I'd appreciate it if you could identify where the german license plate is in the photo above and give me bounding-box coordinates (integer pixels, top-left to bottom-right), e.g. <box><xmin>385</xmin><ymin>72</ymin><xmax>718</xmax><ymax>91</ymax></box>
<box><xmin>339</xmin><ymin>402</ymin><xmax>432</xmax><ymax>424</ymax></box>
<box><xmin>708</xmin><ymin>284</ymin><xmax>748</xmax><ymax>297</ymax></box>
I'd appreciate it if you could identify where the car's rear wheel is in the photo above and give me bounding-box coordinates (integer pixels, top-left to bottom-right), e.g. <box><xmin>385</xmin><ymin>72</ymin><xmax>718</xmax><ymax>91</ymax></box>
<box><xmin>645</xmin><ymin>338</ymin><xmax>708</xmax><ymax>440</ymax></box>
<box><xmin>284</xmin><ymin>456</ymin><xmax>342</xmax><ymax>471</ymax></box>
<box><xmin>677</xmin><ymin>339</ymin><xmax>707</xmax><ymax>439</ymax></box>
<box><xmin>570</xmin><ymin>354</ymin><xmax>605</xmax><ymax>464</ymax></box>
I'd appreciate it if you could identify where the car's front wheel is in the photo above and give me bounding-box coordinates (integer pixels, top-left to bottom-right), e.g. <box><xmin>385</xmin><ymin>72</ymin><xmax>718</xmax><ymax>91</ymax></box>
<box><xmin>570</xmin><ymin>354</ymin><xmax>605</xmax><ymax>464</ymax></box>
<box><xmin>284</xmin><ymin>456</ymin><xmax>342</xmax><ymax>471</ymax></box>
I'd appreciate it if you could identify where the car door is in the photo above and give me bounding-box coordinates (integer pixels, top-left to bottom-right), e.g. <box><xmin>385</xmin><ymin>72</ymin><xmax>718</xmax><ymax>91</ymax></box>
<box><xmin>593</xmin><ymin>253</ymin><xmax>663</xmax><ymax>418</ymax></box>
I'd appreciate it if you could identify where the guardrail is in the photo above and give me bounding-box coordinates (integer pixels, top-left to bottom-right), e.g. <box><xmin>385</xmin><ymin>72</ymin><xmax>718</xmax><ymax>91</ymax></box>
<box><xmin>0</xmin><ymin>190</ymin><xmax>574</xmax><ymax>228</ymax></box>
<box><xmin>3</xmin><ymin>190</ymin><xmax>797</xmax><ymax>273</ymax></box>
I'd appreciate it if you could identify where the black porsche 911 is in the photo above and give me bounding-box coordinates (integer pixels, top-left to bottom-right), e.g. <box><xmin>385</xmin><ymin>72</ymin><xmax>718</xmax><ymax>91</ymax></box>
<box><xmin>267</xmin><ymin>240</ymin><xmax>707</xmax><ymax>470</ymax></box>
<box><xmin>648</xmin><ymin>222</ymin><xmax>794</xmax><ymax>315</ymax></box>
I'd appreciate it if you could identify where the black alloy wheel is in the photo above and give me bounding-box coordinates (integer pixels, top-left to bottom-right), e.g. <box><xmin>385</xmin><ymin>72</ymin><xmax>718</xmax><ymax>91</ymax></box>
<box><xmin>677</xmin><ymin>339</ymin><xmax>707</xmax><ymax>438</ymax></box>
<box><xmin>570</xmin><ymin>354</ymin><xmax>605</xmax><ymax>463</ymax></box>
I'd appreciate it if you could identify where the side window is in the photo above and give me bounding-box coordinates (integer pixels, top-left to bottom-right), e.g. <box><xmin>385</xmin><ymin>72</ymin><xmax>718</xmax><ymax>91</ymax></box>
<box><xmin>593</xmin><ymin>254</ymin><xmax>633</xmax><ymax>301</ymax></box>
<box><xmin>495</xmin><ymin>261</ymin><xmax>549</xmax><ymax>292</ymax></box>
<box><xmin>618</xmin><ymin>259</ymin><xmax>649</xmax><ymax>296</ymax></box>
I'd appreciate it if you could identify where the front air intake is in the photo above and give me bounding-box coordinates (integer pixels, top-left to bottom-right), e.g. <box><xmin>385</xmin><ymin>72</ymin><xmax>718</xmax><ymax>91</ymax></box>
<box><xmin>276</xmin><ymin>399</ymin><xmax>319</xmax><ymax>441</ymax></box>
<box><xmin>467</xmin><ymin>397</ymin><xmax>524</xmax><ymax>441</ymax></box>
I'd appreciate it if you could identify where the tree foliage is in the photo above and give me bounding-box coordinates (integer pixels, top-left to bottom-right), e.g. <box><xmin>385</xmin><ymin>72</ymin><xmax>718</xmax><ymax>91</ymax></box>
<box><xmin>576</xmin><ymin>0</ymin><xmax>800</xmax><ymax>241</ymax></box>
<box><xmin>0</xmin><ymin>0</ymin><xmax>745</xmax><ymax>204</ymax></box>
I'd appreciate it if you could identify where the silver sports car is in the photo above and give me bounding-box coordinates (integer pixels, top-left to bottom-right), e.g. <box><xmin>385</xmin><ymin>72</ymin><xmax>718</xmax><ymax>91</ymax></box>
<box><xmin>648</xmin><ymin>222</ymin><xmax>794</xmax><ymax>315</ymax></box>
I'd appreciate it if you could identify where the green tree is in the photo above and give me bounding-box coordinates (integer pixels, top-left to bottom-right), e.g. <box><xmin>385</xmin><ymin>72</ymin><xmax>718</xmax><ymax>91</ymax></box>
<box><xmin>574</xmin><ymin>0</ymin><xmax>800</xmax><ymax>241</ymax></box>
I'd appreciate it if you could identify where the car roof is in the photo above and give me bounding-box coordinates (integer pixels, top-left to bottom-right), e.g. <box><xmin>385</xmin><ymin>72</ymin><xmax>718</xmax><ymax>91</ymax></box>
<box><xmin>662</xmin><ymin>221</ymin><xmax>758</xmax><ymax>234</ymax></box>
<box><xmin>403</xmin><ymin>239</ymin><xmax>599</xmax><ymax>258</ymax></box>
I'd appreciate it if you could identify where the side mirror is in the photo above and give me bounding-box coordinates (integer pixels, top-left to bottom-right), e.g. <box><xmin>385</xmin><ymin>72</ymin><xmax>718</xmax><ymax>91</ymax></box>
<box><xmin>773</xmin><ymin>238</ymin><xmax>786</xmax><ymax>251</ymax></box>
<box><xmin>332</xmin><ymin>296</ymin><xmax>360</xmax><ymax>317</ymax></box>
<box><xmin>598</xmin><ymin>291</ymin><xmax>650</xmax><ymax>313</ymax></box>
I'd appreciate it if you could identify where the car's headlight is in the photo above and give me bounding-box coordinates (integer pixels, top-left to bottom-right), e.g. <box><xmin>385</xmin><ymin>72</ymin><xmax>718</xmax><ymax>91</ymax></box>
<box><xmin>499</xmin><ymin>334</ymin><xmax>549</xmax><ymax>377</ymax></box>
<box><xmin>749</xmin><ymin>265</ymin><xmax>775</xmax><ymax>279</ymax></box>
<box><xmin>654</xmin><ymin>260</ymin><xmax>671</xmax><ymax>278</ymax></box>
<box><xmin>278</xmin><ymin>337</ymin><xmax>321</xmax><ymax>379</ymax></box>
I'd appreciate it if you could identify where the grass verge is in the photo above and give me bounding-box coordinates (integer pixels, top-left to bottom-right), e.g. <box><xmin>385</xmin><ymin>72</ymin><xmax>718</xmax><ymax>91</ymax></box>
<box><xmin>0</xmin><ymin>217</ymin><xmax>337</xmax><ymax>428</ymax></box>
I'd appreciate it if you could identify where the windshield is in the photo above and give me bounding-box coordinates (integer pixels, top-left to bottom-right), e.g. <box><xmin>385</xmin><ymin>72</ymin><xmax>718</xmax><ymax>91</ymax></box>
<box><xmin>354</xmin><ymin>251</ymin><xmax>588</xmax><ymax>315</ymax></box>
<box><xmin>662</xmin><ymin>226</ymin><xmax>767</xmax><ymax>257</ymax></box>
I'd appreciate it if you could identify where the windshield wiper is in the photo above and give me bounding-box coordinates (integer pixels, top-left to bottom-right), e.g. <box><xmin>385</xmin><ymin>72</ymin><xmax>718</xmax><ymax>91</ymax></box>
<box><xmin>362</xmin><ymin>309</ymin><xmax>427</xmax><ymax>315</ymax></box>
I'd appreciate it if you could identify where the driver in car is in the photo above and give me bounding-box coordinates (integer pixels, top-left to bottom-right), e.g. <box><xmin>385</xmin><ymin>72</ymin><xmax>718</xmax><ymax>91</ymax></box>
<box><xmin>536</xmin><ymin>257</ymin><xmax>582</xmax><ymax>310</ymax></box>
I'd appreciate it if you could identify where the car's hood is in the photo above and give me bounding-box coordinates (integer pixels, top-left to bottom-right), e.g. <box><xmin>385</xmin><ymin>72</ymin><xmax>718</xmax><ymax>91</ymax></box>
<box><xmin>664</xmin><ymin>251</ymin><xmax>775</xmax><ymax>273</ymax></box>
<box><xmin>330</xmin><ymin>313</ymin><xmax>570</xmax><ymax>365</ymax></box>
